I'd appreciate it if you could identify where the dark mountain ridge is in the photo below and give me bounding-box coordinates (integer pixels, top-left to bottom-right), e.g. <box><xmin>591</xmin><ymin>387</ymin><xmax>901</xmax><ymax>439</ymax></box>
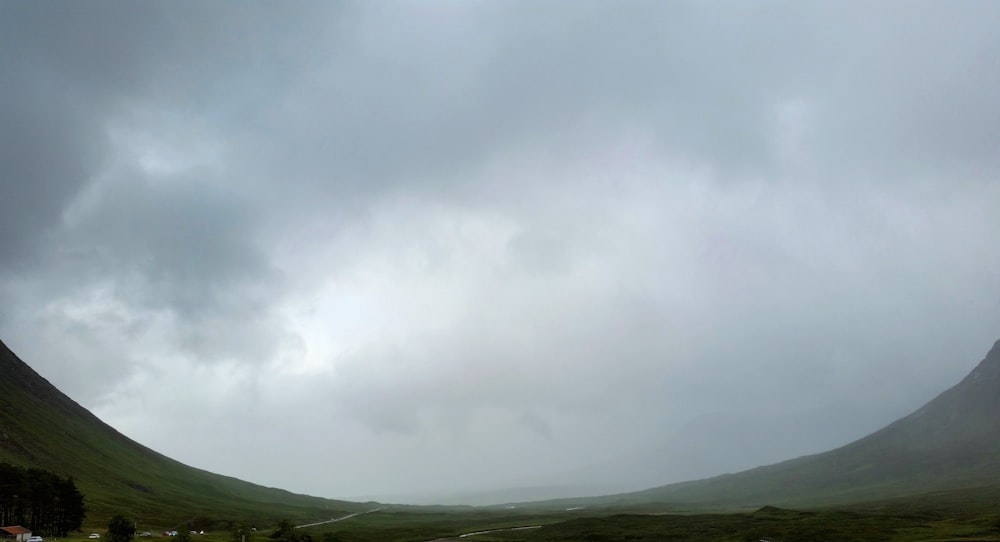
<box><xmin>0</xmin><ymin>339</ymin><xmax>366</xmax><ymax>527</ymax></box>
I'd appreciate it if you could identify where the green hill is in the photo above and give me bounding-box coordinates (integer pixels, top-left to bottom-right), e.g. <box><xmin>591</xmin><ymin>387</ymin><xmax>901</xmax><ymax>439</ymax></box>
<box><xmin>0</xmin><ymin>339</ymin><xmax>368</xmax><ymax>529</ymax></box>
<box><xmin>574</xmin><ymin>338</ymin><xmax>1000</xmax><ymax>509</ymax></box>
<box><xmin>7</xmin><ymin>331</ymin><xmax>1000</xmax><ymax>535</ymax></box>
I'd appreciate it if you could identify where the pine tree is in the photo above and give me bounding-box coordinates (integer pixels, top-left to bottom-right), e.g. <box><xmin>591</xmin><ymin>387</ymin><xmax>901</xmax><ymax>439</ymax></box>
<box><xmin>107</xmin><ymin>514</ymin><xmax>136</xmax><ymax>542</ymax></box>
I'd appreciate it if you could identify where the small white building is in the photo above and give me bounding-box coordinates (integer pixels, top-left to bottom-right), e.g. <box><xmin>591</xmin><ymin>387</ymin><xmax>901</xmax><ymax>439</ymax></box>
<box><xmin>0</xmin><ymin>526</ymin><xmax>32</xmax><ymax>542</ymax></box>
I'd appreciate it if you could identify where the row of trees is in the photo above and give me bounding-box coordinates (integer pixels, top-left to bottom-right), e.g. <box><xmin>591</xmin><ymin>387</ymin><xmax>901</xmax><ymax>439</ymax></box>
<box><xmin>106</xmin><ymin>517</ymin><xmax>262</xmax><ymax>542</ymax></box>
<box><xmin>269</xmin><ymin>520</ymin><xmax>340</xmax><ymax>542</ymax></box>
<box><xmin>0</xmin><ymin>462</ymin><xmax>86</xmax><ymax>536</ymax></box>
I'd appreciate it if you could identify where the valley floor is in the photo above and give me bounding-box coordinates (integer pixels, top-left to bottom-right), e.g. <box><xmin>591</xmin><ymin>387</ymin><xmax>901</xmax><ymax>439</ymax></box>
<box><xmin>276</xmin><ymin>494</ymin><xmax>1000</xmax><ymax>542</ymax></box>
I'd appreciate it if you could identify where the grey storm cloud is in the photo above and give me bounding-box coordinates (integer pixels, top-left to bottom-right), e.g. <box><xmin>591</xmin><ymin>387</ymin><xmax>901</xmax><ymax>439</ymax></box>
<box><xmin>1</xmin><ymin>0</ymin><xmax>999</xmax><ymax>500</ymax></box>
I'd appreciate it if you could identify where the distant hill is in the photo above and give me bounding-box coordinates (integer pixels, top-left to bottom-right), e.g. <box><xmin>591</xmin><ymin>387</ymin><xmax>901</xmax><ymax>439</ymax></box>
<box><xmin>568</xmin><ymin>338</ymin><xmax>1000</xmax><ymax>509</ymax></box>
<box><xmin>0</xmin><ymin>339</ymin><xmax>368</xmax><ymax>529</ymax></box>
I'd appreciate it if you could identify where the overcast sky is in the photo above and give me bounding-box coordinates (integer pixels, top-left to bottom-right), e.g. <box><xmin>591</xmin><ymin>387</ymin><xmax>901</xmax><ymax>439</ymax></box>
<box><xmin>2</xmin><ymin>0</ymin><xmax>999</xmax><ymax>503</ymax></box>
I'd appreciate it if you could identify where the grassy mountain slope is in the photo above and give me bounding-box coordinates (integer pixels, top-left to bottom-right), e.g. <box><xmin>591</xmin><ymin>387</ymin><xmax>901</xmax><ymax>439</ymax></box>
<box><xmin>604</xmin><ymin>338</ymin><xmax>1000</xmax><ymax>508</ymax></box>
<box><xmin>0</xmin><ymin>339</ymin><xmax>367</xmax><ymax>528</ymax></box>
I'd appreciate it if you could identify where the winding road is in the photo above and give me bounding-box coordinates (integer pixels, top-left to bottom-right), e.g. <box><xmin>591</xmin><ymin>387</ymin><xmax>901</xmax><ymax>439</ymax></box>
<box><xmin>424</xmin><ymin>524</ymin><xmax>543</xmax><ymax>541</ymax></box>
<box><xmin>294</xmin><ymin>508</ymin><xmax>543</xmax><ymax>541</ymax></box>
<box><xmin>294</xmin><ymin>508</ymin><xmax>383</xmax><ymax>529</ymax></box>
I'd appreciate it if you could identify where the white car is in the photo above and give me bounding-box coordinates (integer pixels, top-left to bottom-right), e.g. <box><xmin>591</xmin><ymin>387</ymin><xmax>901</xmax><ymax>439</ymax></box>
<box><xmin>28</xmin><ymin>536</ymin><xmax>43</xmax><ymax>542</ymax></box>
<box><xmin>89</xmin><ymin>535</ymin><xmax>101</xmax><ymax>539</ymax></box>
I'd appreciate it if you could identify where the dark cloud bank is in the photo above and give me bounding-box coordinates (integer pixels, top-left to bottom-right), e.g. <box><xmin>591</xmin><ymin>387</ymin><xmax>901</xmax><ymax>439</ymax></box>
<box><xmin>1</xmin><ymin>0</ymin><xmax>998</xmax><ymax>500</ymax></box>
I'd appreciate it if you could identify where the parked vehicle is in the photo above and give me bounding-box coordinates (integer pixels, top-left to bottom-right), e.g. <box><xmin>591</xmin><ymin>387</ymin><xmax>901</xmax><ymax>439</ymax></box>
<box><xmin>28</xmin><ymin>536</ymin><xmax>43</xmax><ymax>542</ymax></box>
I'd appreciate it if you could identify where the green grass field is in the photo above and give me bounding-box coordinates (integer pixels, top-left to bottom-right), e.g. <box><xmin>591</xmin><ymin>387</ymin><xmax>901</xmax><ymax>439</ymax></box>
<box><xmin>81</xmin><ymin>486</ymin><xmax>991</xmax><ymax>542</ymax></box>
